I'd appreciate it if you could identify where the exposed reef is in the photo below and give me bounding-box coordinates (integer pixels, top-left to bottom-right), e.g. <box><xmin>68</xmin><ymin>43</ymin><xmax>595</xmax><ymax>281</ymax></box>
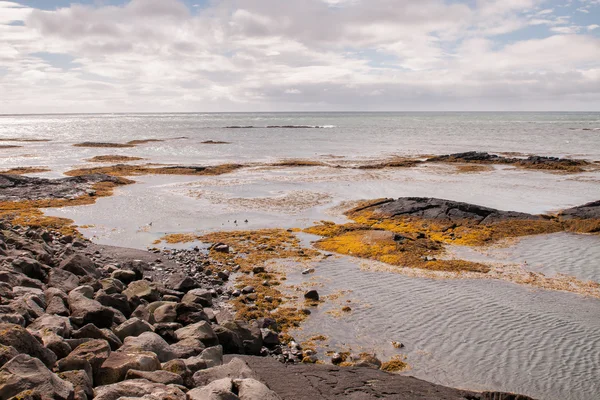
<box><xmin>0</xmin><ymin>167</ymin><xmax>50</xmax><ymax>175</ymax></box>
<box><xmin>64</xmin><ymin>164</ymin><xmax>245</xmax><ymax>178</ymax></box>
<box><xmin>427</xmin><ymin>151</ymin><xmax>592</xmax><ymax>173</ymax></box>
<box><xmin>86</xmin><ymin>155</ymin><xmax>145</xmax><ymax>163</ymax></box>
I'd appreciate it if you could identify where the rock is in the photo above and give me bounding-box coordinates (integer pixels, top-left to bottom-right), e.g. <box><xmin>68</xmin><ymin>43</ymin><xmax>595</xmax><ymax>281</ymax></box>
<box><xmin>187</xmin><ymin>378</ymin><xmax>239</xmax><ymax>400</ymax></box>
<box><xmin>59</xmin><ymin>254</ymin><xmax>99</xmax><ymax>278</ymax></box>
<box><xmin>28</xmin><ymin>314</ymin><xmax>72</xmax><ymax>338</ymax></box>
<box><xmin>58</xmin><ymin>370</ymin><xmax>93</xmax><ymax>400</ymax></box>
<box><xmin>121</xmin><ymin>332</ymin><xmax>176</xmax><ymax>363</ymax></box>
<box><xmin>11</xmin><ymin>257</ymin><xmax>46</xmax><ymax>281</ymax></box>
<box><xmin>96</xmin><ymin>351</ymin><xmax>161</xmax><ymax>386</ymax></box>
<box><xmin>68</xmin><ymin>290</ymin><xmax>114</xmax><ymax>329</ymax></box>
<box><xmin>217</xmin><ymin>270</ymin><xmax>230</xmax><ymax>281</ymax></box>
<box><xmin>0</xmin><ymin>323</ymin><xmax>57</xmax><ymax>368</ymax></box>
<box><xmin>170</xmin><ymin>338</ymin><xmax>206</xmax><ymax>359</ymax></box>
<box><xmin>0</xmin><ymin>314</ymin><xmax>25</xmax><ymax>326</ymax></box>
<box><xmin>235</xmin><ymin>378</ymin><xmax>281</xmax><ymax>400</ymax></box>
<box><xmin>252</xmin><ymin>266</ymin><xmax>265</xmax><ymax>274</ymax></box>
<box><xmin>93</xmin><ymin>379</ymin><xmax>186</xmax><ymax>400</ymax></box>
<box><xmin>99</xmin><ymin>278</ymin><xmax>125</xmax><ymax>294</ymax></box>
<box><xmin>66</xmin><ymin>339</ymin><xmax>111</xmax><ymax>379</ymax></box>
<box><xmin>354</xmin><ymin>353</ymin><xmax>382</xmax><ymax>369</ymax></box>
<box><xmin>260</xmin><ymin>329</ymin><xmax>280</xmax><ymax>346</ymax></box>
<box><xmin>151</xmin><ymin>303</ymin><xmax>177</xmax><ymax>324</ymax></box>
<box><xmin>304</xmin><ymin>290</ymin><xmax>319</xmax><ymax>301</ymax></box>
<box><xmin>174</xmin><ymin>321</ymin><xmax>217</xmax><ymax>345</ymax></box>
<box><xmin>10</xmin><ymin>294</ymin><xmax>46</xmax><ymax>323</ymax></box>
<box><xmin>0</xmin><ymin>345</ymin><xmax>19</xmax><ymax>368</ymax></box>
<box><xmin>167</xmin><ymin>275</ymin><xmax>199</xmax><ymax>292</ymax></box>
<box><xmin>125</xmin><ymin>369</ymin><xmax>183</xmax><ymax>385</ymax></box>
<box><xmin>153</xmin><ymin>322</ymin><xmax>181</xmax><ymax>343</ymax></box>
<box><xmin>94</xmin><ymin>291</ymin><xmax>131</xmax><ymax>317</ymax></box>
<box><xmin>301</xmin><ymin>268</ymin><xmax>315</xmax><ymax>275</ymax></box>
<box><xmin>559</xmin><ymin>200</ymin><xmax>600</xmax><ymax>220</ymax></box>
<box><xmin>123</xmin><ymin>280</ymin><xmax>160</xmax><ymax>302</ymax></box>
<box><xmin>220</xmin><ymin>321</ymin><xmax>262</xmax><ymax>356</ymax></box>
<box><xmin>44</xmin><ymin>288</ymin><xmax>70</xmax><ymax>316</ymax></box>
<box><xmin>212</xmin><ymin>243</ymin><xmax>230</xmax><ymax>253</ymax></box>
<box><xmin>56</xmin><ymin>357</ymin><xmax>93</xmax><ymax>384</ymax></box>
<box><xmin>113</xmin><ymin>318</ymin><xmax>154</xmax><ymax>341</ymax></box>
<box><xmin>0</xmin><ymin>354</ymin><xmax>75</xmax><ymax>400</ymax></box>
<box><xmin>213</xmin><ymin>325</ymin><xmax>244</xmax><ymax>354</ymax></box>
<box><xmin>199</xmin><ymin>345</ymin><xmax>223</xmax><ymax>368</ymax></box>
<box><xmin>175</xmin><ymin>303</ymin><xmax>209</xmax><ymax>325</ymax></box>
<box><xmin>72</xmin><ymin>324</ymin><xmax>122</xmax><ymax>351</ymax></box>
<box><xmin>0</xmin><ymin>270</ymin><xmax>43</xmax><ymax>290</ymax></box>
<box><xmin>110</xmin><ymin>269</ymin><xmax>137</xmax><ymax>285</ymax></box>
<box><xmin>241</xmin><ymin>286</ymin><xmax>254</xmax><ymax>295</ymax></box>
<box><xmin>48</xmin><ymin>269</ymin><xmax>80</xmax><ymax>294</ymax></box>
<box><xmin>38</xmin><ymin>329</ymin><xmax>71</xmax><ymax>359</ymax></box>
<box><xmin>193</xmin><ymin>358</ymin><xmax>256</xmax><ymax>387</ymax></box>
<box><xmin>161</xmin><ymin>359</ymin><xmax>193</xmax><ymax>386</ymax></box>
<box><xmin>181</xmin><ymin>289</ymin><xmax>213</xmax><ymax>307</ymax></box>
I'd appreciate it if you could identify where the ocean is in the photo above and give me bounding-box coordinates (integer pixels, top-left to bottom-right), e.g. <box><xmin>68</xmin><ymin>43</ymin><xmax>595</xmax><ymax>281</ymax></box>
<box><xmin>1</xmin><ymin>112</ymin><xmax>599</xmax><ymax>399</ymax></box>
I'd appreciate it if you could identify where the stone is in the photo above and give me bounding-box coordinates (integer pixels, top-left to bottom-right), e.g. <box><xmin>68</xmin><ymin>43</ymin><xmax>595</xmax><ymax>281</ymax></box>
<box><xmin>175</xmin><ymin>303</ymin><xmax>209</xmax><ymax>325</ymax></box>
<box><xmin>0</xmin><ymin>345</ymin><xmax>19</xmax><ymax>368</ymax></box>
<box><xmin>94</xmin><ymin>291</ymin><xmax>131</xmax><ymax>317</ymax></box>
<box><xmin>28</xmin><ymin>314</ymin><xmax>72</xmax><ymax>338</ymax></box>
<box><xmin>110</xmin><ymin>269</ymin><xmax>137</xmax><ymax>285</ymax></box>
<box><xmin>304</xmin><ymin>290</ymin><xmax>319</xmax><ymax>301</ymax></box>
<box><xmin>213</xmin><ymin>325</ymin><xmax>244</xmax><ymax>354</ymax></box>
<box><xmin>161</xmin><ymin>359</ymin><xmax>192</xmax><ymax>386</ymax></box>
<box><xmin>301</xmin><ymin>268</ymin><xmax>315</xmax><ymax>275</ymax></box>
<box><xmin>181</xmin><ymin>289</ymin><xmax>213</xmax><ymax>307</ymax></box>
<box><xmin>0</xmin><ymin>323</ymin><xmax>57</xmax><ymax>368</ymax></box>
<box><xmin>167</xmin><ymin>275</ymin><xmax>199</xmax><ymax>292</ymax></box>
<box><xmin>123</xmin><ymin>280</ymin><xmax>160</xmax><ymax>302</ymax></box>
<box><xmin>199</xmin><ymin>345</ymin><xmax>223</xmax><ymax>368</ymax></box>
<box><xmin>99</xmin><ymin>278</ymin><xmax>125</xmax><ymax>294</ymax></box>
<box><xmin>72</xmin><ymin>324</ymin><xmax>122</xmax><ymax>351</ymax></box>
<box><xmin>66</xmin><ymin>339</ymin><xmax>111</xmax><ymax>379</ymax></box>
<box><xmin>152</xmin><ymin>303</ymin><xmax>177</xmax><ymax>324</ymax></box>
<box><xmin>11</xmin><ymin>257</ymin><xmax>46</xmax><ymax>281</ymax></box>
<box><xmin>170</xmin><ymin>338</ymin><xmax>205</xmax><ymax>359</ymax></box>
<box><xmin>96</xmin><ymin>351</ymin><xmax>161</xmax><ymax>386</ymax></box>
<box><xmin>187</xmin><ymin>378</ymin><xmax>239</xmax><ymax>400</ymax></box>
<box><xmin>58</xmin><ymin>370</ymin><xmax>93</xmax><ymax>400</ymax></box>
<box><xmin>235</xmin><ymin>378</ymin><xmax>281</xmax><ymax>400</ymax></box>
<box><xmin>38</xmin><ymin>330</ymin><xmax>71</xmax><ymax>359</ymax></box>
<box><xmin>68</xmin><ymin>290</ymin><xmax>114</xmax><ymax>329</ymax></box>
<box><xmin>0</xmin><ymin>354</ymin><xmax>75</xmax><ymax>400</ymax></box>
<box><xmin>125</xmin><ymin>369</ymin><xmax>183</xmax><ymax>385</ymax></box>
<box><xmin>220</xmin><ymin>321</ymin><xmax>262</xmax><ymax>356</ymax></box>
<box><xmin>174</xmin><ymin>321</ymin><xmax>218</xmax><ymax>346</ymax></box>
<box><xmin>260</xmin><ymin>329</ymin><xmax>280</xmax><ymax>346</ymax></box>
<box><xmin>0</xmin><ymin>314</ymin><xmax>25</xmax><ymax>326</ymax></box>
<box><xmin>241</xmin><ymin>286</ymin><xmax>254</xmax><ymax>294</ymax></box>
<box><xmin>48</xmin><ymin>269</ymin><xmax>80</xmax><ymax>294</ymax></box>
<box><xmin>44</xmin><ymin>288</ymin><xmax>70</xmax><ymax>316</ymax></box>
<box><xmin>59</xmin><ymin>254</ymin><xmax>99</xmax><ymax>278</ymax></box>
<box><xmin>153</xmin><ymin>322</ymin><xmax>181</xmax><ymax>343</ymax></box>
<box><xmin>193</xmin><ymin>358</ymin><xmax>256</xmax><ymax>387</ymax></box>
<box><xmin>56</xmin><ymin>357</ymin><xmax>93</xmax><ymax>384</ymax></box>
<box><xmin>121</xmin><ymin>332</ymin><xmax>176</xmax><ymax>363</ymax></box>
<box><xmin>93</xmin><ymin>379</ymin><xmax>186</xmax><ymax>400</ymax></box>
<box><xmin>114</xmin><ymin>318</ymin><xmax>154</xmax><ymax>341</ymax></box>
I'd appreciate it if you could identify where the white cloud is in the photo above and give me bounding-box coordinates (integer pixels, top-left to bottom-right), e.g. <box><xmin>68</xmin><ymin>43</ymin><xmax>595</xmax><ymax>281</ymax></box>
<box><xmin>0</xmin><ymin>0</ymin><xmax>599</xmax><ymax>112</ymax></box>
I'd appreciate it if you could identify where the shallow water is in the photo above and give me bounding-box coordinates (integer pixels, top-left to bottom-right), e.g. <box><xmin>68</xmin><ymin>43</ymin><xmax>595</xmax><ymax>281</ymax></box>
<box><xmin>2</xmin><ymin>112</ymin><xmax>600</xmax><ymax>399</ymax></box>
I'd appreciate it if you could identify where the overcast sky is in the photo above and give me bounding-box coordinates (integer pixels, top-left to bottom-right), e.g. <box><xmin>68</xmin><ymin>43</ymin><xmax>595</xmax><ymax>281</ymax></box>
<box><xmin>1</xmin><ymin>0</ymin><xmax>600</xmax><ymax>113</ymax></box>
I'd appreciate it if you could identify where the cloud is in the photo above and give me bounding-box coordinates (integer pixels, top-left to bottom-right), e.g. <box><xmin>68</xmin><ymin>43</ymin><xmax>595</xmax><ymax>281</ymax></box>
<box><xmin>0</xmin><ymin>0</ymin><xmax>599</xmax><ymax>112</ymax></box>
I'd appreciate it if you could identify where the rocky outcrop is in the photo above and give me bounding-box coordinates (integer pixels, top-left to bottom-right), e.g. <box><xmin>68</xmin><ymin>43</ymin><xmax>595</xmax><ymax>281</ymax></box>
<box><xmin>559</xmin><ymin>200</ymin><xmax>600</xmax><ymax>220</ymax></box>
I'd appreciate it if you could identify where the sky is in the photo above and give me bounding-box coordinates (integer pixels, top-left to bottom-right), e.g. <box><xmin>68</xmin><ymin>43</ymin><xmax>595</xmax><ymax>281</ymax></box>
<box><xmin>1</xmin><ymin>0</ymin><xmax>600</xmax><ymax>113</ymax></box>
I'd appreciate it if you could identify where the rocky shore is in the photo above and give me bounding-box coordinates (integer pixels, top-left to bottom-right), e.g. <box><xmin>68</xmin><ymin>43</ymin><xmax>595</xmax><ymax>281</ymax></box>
<box><xmin>0</xmin><ymin>173</ymin><xmax>541</xmax><ymax>399</ymax></box>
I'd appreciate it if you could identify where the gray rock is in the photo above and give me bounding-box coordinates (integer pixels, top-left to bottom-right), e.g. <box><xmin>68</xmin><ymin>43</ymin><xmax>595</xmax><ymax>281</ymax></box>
<box><xmin>193</xmin><ymin>358</ymin><xmax>256</xmax><ymax>387</ymax></box>
<box><xmin>170</xmin><ymin>338</ymin><xmax>206</xmax><ymax>359</ymax></box>
<box><xmin>123</xmin><ymin>280</ymin><xmax>160</xmax><ymax>302</ymax></box>
<box><xmin>152</xmin><ymin>303</ymin><xmax>177</xmax><ymax>324</ymax></box>
<box><xmin>44</xmin><ymin>288</ymin><xmax>70</xmax><ymax>316</ymax></box>
<box><xmin>93</xmin><ymin>379</ymin><xmax>186</xmax><ymax>400</ymax></box>
<box><xmin>235</xmin><ymin>378</ymin><xmax>281</xmax><ymax>400</ymax></box>
<box><xmin>72</xmin><ymin>324</ymin><xmax>122</xmax><ymax>351</ymax></box>
<box><xmin>161</xmin><ymin>359</ymin><xmax>193</xmax><ymax>387</ymax></box>
<box><xmin>0</xmin><ymin>323</ymin><xmax>57</xmax><ymax>368</ymax></box>
<box><xmin>114</xmin><ymin>318</ymin><xmax>154</xmax><ymax>341</ymax></box>
<box><xmin>59</xmin><ymin>254</ymin><xmax>99</xmax><ymax>278</ymax></box>
<box><xmin>11</xmin><ymin>257</ymin><xmax>46</xmax><ymax>281</ymax></box>
<box><xmin>0</xmin><ymin>354</ymin><xmax>75</xmax><ymax>400</ymax></box>
<box><xmin>66</xmin><ymin>339</ymin><xmax>111</xmax><ymax>379</ymax></box>
<box><xmin>48</xmin><ymin>269</ymin><xmax>80</xmax><ymax>294</ymax></box>
<box><xmin>0</xmin><ymin>345</ymin><xmax>19</xmax><ymax>368</ymax></box>
<box><xmin>58</xmin><ymin>370</ymin><xmax>93</xmax><ymax>400</ymax></box>
<box><xmin>94</xmin><ymin>291</ymin><xmax>131</xmax><ymax>317</ymax></box>
<box><xmin>187</xmin><ymin>378</ymin><xmax>239</xmax><ymax>400</ymax></box>
<box><xmin>124</xmin><ymin>369</ymin><xmax>184</xmax><ymax>385</ymax></box>
<box><xmin>304</xmin><ymin>290</ymin><xmax>319</xmax><ymax>301</ymax></box>
<box><xmin>96</xmin><ymin>351</ymin><xmax>161</xmax><ymax>386</ymax></box>
<box><xmin>181</xmin><ymin>289</ymin><xmax>213</xmax><ymax>307</ymax></box>
<box><xmin>68</xmin><ymin>289</ymin><xmax>114</xmax><ymax>329</ymax></box>
<box><xmin>38</xmin><ymin>329</ymin><xmax>71</xmax><ymax>359</ymax></box>
<box><xmin>175</xmin><ymin>321</ymin><xmax>218</xmax><ymax>346</ymax></box>
<box><xmin>28</xmin><ymin>314</ymin><xmax>72</xmax><ymax>338</ymax></box>
<box><xmin>121</xmin><ymin>332</ymin><xmax>176</xmax><ymax>363</ymax></box>
<box><xmin>110</xmin><ymin>269</ymin><xmax>137</xmax><ymax>285</ymax></box>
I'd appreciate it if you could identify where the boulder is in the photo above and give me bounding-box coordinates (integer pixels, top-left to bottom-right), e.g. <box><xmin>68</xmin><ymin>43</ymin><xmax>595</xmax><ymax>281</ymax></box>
<box><xmin>44</xmin><ymin>288</ymin><xmax>70</xmax><ymax>316</ymax></box>
<box><xmin>38</xmin><ymin>330</ymin><xmax>71</xmax><ymax>359</ymax></box>
<box><xmin>161</xmin><ymin>359</ymin><xmax>193</xmax><ymax>387</ymax></box>
<box><xmin>0</xmin><ymin>354</ymin><xmax>75</xmax><ymax>400</ymax></box>
<box><xmin>121</xmin><ymin>332</ymin><xmax>176</xmax><ymax>362</ymax></box>
<box><xmin>181</xmin><ymin>289</ymin><xmax>213</xmax><ymax>307</ymax></box>
<box><xmin>72</xmin><ymin>324</ymin><xmax>122</xmax><ymax>351</ymax></box>
<box><xmin>235</xmin><ymin>378</ymin><xmax>281</xmax><ymax>400</ymax></box>
<box><xmin>187</xmin><ymin>378</ymin><xmax>239</xmax><ymax>400</ymax></box>
<box><xmin>175</xmin><ymin>303</ymin><xmax>209</xmax><ymax>325</ymax></box>
<box><xmin>59</xmin><ymin>254</ymin><xmax>99</xmax><ymax>278</ymax></box>
<box><xmin>123</xmin><ymin>281</ymin><xmax>160</xmax><ymax>302</ymax></box>
<box><xmin>0</xmin><ymin>323</ymin><xmax>57</xmax><ymax>368</ymax></box>
<box><xmin>152</xmin><ymin>303</ymin><xmax>177</xmax><ymax>324</ymax></box>
<box><xmin>174</xmin><ymin>321</ymin><xmax>218</xmax><ymax>346</ymax></box>
<box><xmin>65</xmin><ymin>339</ymin><xmax>111</xmax><ymax>379</ymax></box>
<box><xmin>153</xmin><ymin>322</ymin><xmax>182</xmax><ymax>343</ymax></box>
<box><xmin>0</xmin><ymin>345</ymin><xmax>19</xmax><ymax>368</ymax></box>
<box><xmin>170</xmin><ymin>338</ymin><xmax>205</xmax><ymax>359</ymax></box>
<box><xmin>93</xmin><ymin>379</ymin><xmax>186</xmax><ymax>400</ymax></box>
<box><xmin>11</xmin><ymin>257</ymin><xmax>46</xmax><ymax>281</ymax></box>
<box><xmin>110</xmin><ymin>270</ymin><xmax>137</xmax><ymax>285</ymax></box>
<box><xmin>213</xmin><ymin>326</ymin><xmax>244</xmax><ymax>355</ymax></box>
<box><xmin>99</xmin><ymin>278</ymin><xmax>125</xmax><ymax>294</ymax></box>
<box><xmin>28</xmin><ymin>314</ymin><xmax>72</xmax><ymax>338</ymax></box>
<box><xmin>113</xmin><ymin>318</ymin><xmax>154</xmax><ymax>342</ymax></box>
<box><xmin>193</xmin><ymin>358</ymin><xmax>256</xmax><ymax>387</ymax></box>
<box><xmin>58</xmin><ymin>370</ymin><xmax>93</xmax><ymax>400</ymax></box>
<box><xmin>94</xmin><ymin>291</ymin><xmax>131</xmax><ymax>317</ymax></box>
<box><xmin>56</xmin><ymin>357</ymin><xmax>93</xmax><ymax>384</ymax></box>
<box><xmin>167</xmin><ymin>275</ymin><xmax>199</xmax><ymax>292</ymax></box>
<box><xmin>199</xmin><ymin>345</ymin><xmax>224</xmax><ymax>368</ymax></box>
<box><xmin>124</xmin><ymin>369</ymin><xmax>183</xmax><ymax>385</ymax></box>
<box><xmin>220</xmin><ymin>321</ymin><xmax>262</xmax><ymax>356</ymax></box>
<box><xmin>47</xmin><ymin>269</ymin><xmax>80</xmax><ymax>294</ymax></box>
<box><xmin>68</xmin><ymin>290</ymin><xmax>114</xmax><ymax>329</ymax></box>
<box><xmin>96</xmin><ymin>351</ymin><xmax>161</xmax><ymax>386</ymax></box>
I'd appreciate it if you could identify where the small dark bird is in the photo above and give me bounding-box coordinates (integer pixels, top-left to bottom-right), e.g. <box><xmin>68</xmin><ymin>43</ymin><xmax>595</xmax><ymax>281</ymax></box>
<box><xmin>244</xmin><ymin>219</ymin><xmax>248</xmax><ymax>223</ymax></box>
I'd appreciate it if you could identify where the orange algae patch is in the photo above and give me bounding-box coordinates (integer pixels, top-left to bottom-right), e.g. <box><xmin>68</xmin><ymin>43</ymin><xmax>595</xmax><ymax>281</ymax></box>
<box><xmin>357</xmin><ymin>157</ymin><xmax>422</xmax><ymax>169</ymax></box>
<box><xmin>0</xmin><ymin>178</ymin><xmax>132</xmax><ymax>236</ymax></box>
<box><xmin>154</xmin><ymin>233</ymin><xmax>199</xmax><ymax>244</ymax></box>
<box><xmin>381</xmin><ymin>356</ymin><xmax>409</xmax><ymax>372</ymax></box>
<box><xmin>195</xmin><ymin>229</ymin><xmax>320</xmax><ymax>332</ymax></box>
<box><xmin>86</xmin><ymin>155</ymin><xmax>145</xmax><ymax>163</ymax></box>
<box><xmin>0</xmin><ymin>167</ymin><xmax>51</xmax><ymax>175</ymax></box>
<box><xmin>454</xmin><ymin>164</ymin><xmax>494</xmax><ymax>173</ymax></box>
<box><xmin>126</xmin><ymin>139</ymin><xmax>163</xmax><ymax>145</ymax></box>
<box><xmin>64</xmin><ymin>163</ymin><xmax>244</xmax><ymax>178</ymax></box>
